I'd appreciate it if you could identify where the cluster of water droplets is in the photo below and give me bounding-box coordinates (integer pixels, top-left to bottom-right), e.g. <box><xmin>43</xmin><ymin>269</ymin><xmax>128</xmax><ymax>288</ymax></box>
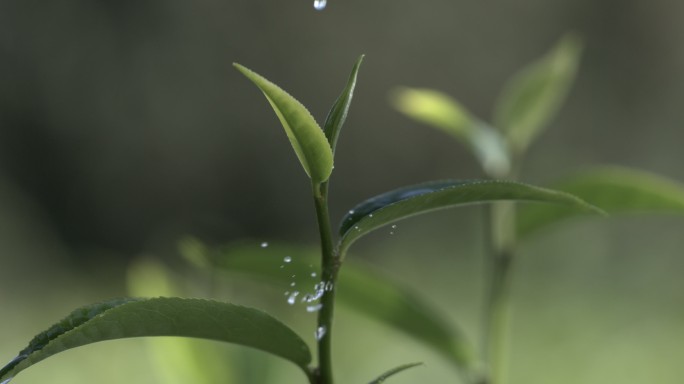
<box><xmin>272</xmin><ymin>247</ymin><xmax>333</xmax><ymax>314</ymax></box>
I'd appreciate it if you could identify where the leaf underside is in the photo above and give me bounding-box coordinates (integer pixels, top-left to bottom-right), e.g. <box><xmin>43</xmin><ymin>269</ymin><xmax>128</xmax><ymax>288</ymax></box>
<box><xmin>338</xmin><ymin>179</ymin><xmax>602</xmax><ymax>255</ymax></box>
<box><xmin>0</xmin><ymin>298</ymin><xmax>311</xmax><ymax>382</ymax></box>
<box><xmin>517</xmin><ymin>166</ymin><xmax>684</xmax><ymax>239</ymax></box>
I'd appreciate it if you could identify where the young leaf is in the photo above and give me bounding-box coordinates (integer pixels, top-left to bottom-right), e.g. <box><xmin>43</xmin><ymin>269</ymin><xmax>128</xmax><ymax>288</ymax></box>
<box><xmin>338</xmin><ymin>179</ymin><xmax>602</xmax><ymax>255</ymax></box>
<box><xmin>234</xmin><ymin>63</ymin><xmax>333</xmax><ymax>184</ymax></box>
<box><xmin>367</xmin><ymin>362</ymin><xmax>423</xmax><ymax>384</ymax></box>
<box><xmin>323</xmin><ymin>55</ymin><xmax>364</xmax><ymax>154</ymax></box>
<box><xmin>179</xmin><ymin>239</ymin><xmax>476</xmax><ymax>372</ymax></box>
<box><xmin>0</xmin><ymin>298</ymin><xmax>311</xmax><ymax>382</ymax></box>
<box><xmin>493</xmin><ymin>33</ymin><xmax>582</xmax><ymax>154</ymax></box>
<box><xmin>517</xmin><ymin>166</ymin><xmax>684</xmax><ymax>239</ymax></box>
<box><xmin>391</xmin><ymin>87</ymin><xmax>510</xmax><ymax>177</ymax></box>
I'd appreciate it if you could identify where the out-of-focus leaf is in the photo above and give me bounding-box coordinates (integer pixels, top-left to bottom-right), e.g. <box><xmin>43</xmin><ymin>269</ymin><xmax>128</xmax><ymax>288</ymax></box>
<box><xmin>517</xmin><ymin>166</ymin><xmax>684</xmax><ymax>239</ymax></box>
<box><xmin>367</xmin><ymin>362</ymin><xmax>423</xmax><ymax>384</ymax></box>
<box><xmin>391</xmin><ymin>87</ymin><xmax>509</xmax><ymax>176</ymax></box>
<box><xmin>493</xmin><ymin>33</ymin><xmax>582</xmax><ymax>154</ymax></box>
<box><xmin>338</xmin><ymin>179</ymin><xmax>602</xmax><ymax>255</ymax></box>
<box><xmin>0</xmin><ymin>298</ymin><xmax>311</xmax><ymax>383</ymax></box>
<box><xmin>127</xmin><ymin>259</ymin><xmax>235</xmax><ymax>384</ymax></box>
<box><xmin>234</xmin><ymin>63</ymin><xmax>333</xmax><ymax>184</ymax></box>
<box><xmin>324</xmin><ymin>55</ymin><xmax>364</xmax><ymax>154</ymax></box>
<box><xmin>179</xmin><ymin>239</ymin><xmax>476</xmax><ymax>373</ymax></box>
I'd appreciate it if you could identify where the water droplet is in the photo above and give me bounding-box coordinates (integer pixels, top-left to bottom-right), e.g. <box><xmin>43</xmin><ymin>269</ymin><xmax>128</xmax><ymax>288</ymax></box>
<box><xmin>284</xmin><ymin>291</ymin><xmax>290</xmax><ymax>296</ymax></box>
<box><xmin>391</xmin><ymin>224</ymin><xmax>397</xmax><ymax>229</ymax></box>
<box><xmin>369</xmin><ymin>213</ymin><xmax>374</xmax><ymax>218</ymax></box>
<box><xmin>290</xmin><ymin>282</ymin><xmax>296</xmax><ymax>287</ymax></box>
<box><xmin>313</xmin><ymin>0</ymin><xmax>327</xmax><ymax>11</ymax></box>
<box><xmin>260</xmin><ymin>242</ymin><xmax>269</xmax><ymax>248</ymax></box>
<box><xmin>291</xmin><ymin>275</ymin><xmax>296</xmax><ymax>279</ymax></box>
<box><xmin>315</xmin><ymin>326</ymin><xmax>327</xmax><ymax>340</ymax></box>
<box><xmin>287</xmin><ymin>291</ymin><xmax>300</xmax><ymax>305</ymax></box>
<box><xmin>324</xmin><ymin>281</ymin><xmax>334</xmax><ymax>291</ymax></box>
<box><xmin>307</xmin><ymin>303</ymin><xmax>323</xmax><ymax>312</ymax></box>
<box><xmin>283</xmin><ymin>256</ymin><xmax>292</xmax><ymax>263</ymax></box>
<box><xmin>348</xmin><ymin>209</ymin><xmax>355</xmax><ymax>215</ymax></box>
<box><xmin>280</xmin><ymin>265</ymin><xmax>285</xmax><ymax>269</ymax></box>
<box><xmin>311</xmin><ymin>272</ymin><xmax>317</xmax><ymax>277</ymax></box>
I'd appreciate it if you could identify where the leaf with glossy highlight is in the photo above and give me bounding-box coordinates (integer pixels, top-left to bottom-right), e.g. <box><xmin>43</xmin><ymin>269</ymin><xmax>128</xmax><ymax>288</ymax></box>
<box><xmin>324</xmin><ymin>55</ymin><xmax>364</xmax><ymax>154</ymax></box>
<box><xmin>493</xmin><ymin>33</ymin><xmax>582</xmax><ymax>154</ymax></box>
<box><xmin>517</xmin><ymin>166</ymin><xmax>684</xmax><ymax>239</ymax></box>
<box><xmin>0</xmin><ymin>298</ymin><xmax>311</xmax><ymax>382</ymax></box>
<box><xmin>339</xmin><ymin>179</ymin><xmax>602</xmax><ymax>255</ymax></box>
<box><xmin>391</xmin><ymin>87</ymin><xmax>509</xmax><ymax>177</ymax></box>
<box><xmin>234</xmin><ymin>63</ymin><xmax>333</xmax><ymax>184</ymax></box>
<box><xmin>178</xmin><ymin>239</ymin><xmax>476</xmax><ymax>373</ymax></box>
<box><xmin>367</xmin><ymin>362</ymin><xmax>423</xmax><ymax>384</ymax></box>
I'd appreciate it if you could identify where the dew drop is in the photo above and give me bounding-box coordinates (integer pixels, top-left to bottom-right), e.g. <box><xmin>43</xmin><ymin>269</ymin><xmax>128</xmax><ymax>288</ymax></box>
<box><xmin>369</xmin><ymin>213</ymin><xmax>374</xmax><ymax>218</ymax></box>
<box><xmin>311</xmin><ymin>272</ymin><xmax>317</xmax><ymax>277</ymax></box>
<box><xmin>348</xmin><ymin>209</ymin><xmax>355</xmax><ymax>215</ymax></box>
<box><xmin>284</xmin><ymin>291</ymin><xmax>290</xmax><ymax>296</ymax></box>
<box><xmin>313</xmin><ymin>0</ymin><xmax>327</xmax><ymax>11</ymax></box>
<box><xmin>260</xmin><ymin>242</ymin><xmax>269</xmax><ymax>248</ymax></box>
<box><xmin>283</xmin><ymin>256</ymin><xmax>292</xmax><ymax>263</ymax></box>
<box><xmin>290</xmin><ymin>282</ymin><xmax>296</xmax><ymax>287</ymax></box>
<box><xmin>287</xmin><ymin>291</ymin><xmax>300</xmax><ymax>305</ymax></box>
<box><xmin>324</xmin><ymin>281</ymin><xmax>334</xmax><ymax>291</ymax></box>
<box><xmin>391</xmin><ymin>224</ymin><xmax>397</xmax><ymax>229</ymax></box>
<box><xmin>307</xmin><ymin>303</ymin><xmax>323</xmax><ymax>312</ymax></box>
<box><xmin>315</xmin><ymin>326</ymin><xmax>327</xmax><ymax>340</ymax></box>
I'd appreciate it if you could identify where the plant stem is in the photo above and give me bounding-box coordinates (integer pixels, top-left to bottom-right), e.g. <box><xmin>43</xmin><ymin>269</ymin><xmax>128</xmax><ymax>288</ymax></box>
<box><xmin>312</xmin><ymin>181</ymin><xmax>339</xmax><ymax>384</ymax></box>
<box><xmin>481</xmin><ymin>200</ymin><xmax>517</xmax><ymax>384</ymax></box>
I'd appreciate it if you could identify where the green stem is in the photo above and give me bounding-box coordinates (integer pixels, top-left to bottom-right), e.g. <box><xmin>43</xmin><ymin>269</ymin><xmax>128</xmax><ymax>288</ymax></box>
<box><xmin>312</xmin><ymin>181</ymin><xmax>339</xmax><ymax>384</ymax></box>
<box><xmin>481</xmin><ymin>200</ymin><xmax>517</xmax><ymax>384</ymax></box>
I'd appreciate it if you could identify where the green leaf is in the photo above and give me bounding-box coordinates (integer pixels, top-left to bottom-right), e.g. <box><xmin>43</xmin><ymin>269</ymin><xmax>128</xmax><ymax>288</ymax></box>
<box><xmin>323</xmin><ymin>55</ymin><xmax>364</xmax><ymax>154</ymax></box>
<box><xmin>391</xmin><ymin>87</ymin><xmax>510</xmax><ymax>177</ymax></box>
<box><xmin>338</xmin><ymin>179</ymin><xmax>602</xmax><ymax>255</ymax></box>
<box><xmin>493</xmin><ymin>33</ymin><xmax>582</xmax><ymax>154</ymax></box>
<box><xmin>234</xmin><ymin>63</ymin><xmax>333</xmax><ymax>184</ymax></box>
<box><xmin>0</xmin><ymin>298</ymin><xmax>311</xmax><ymax>382</ymax></box>
<box><xmin>179</xmin><ymin>239</ymin><xmax>476</xmax><ymax>372</ymax></box>
<box><xmin>367</xmin><ymin>362</ymin><xmax>423</xmax><ymax>384</ymax></box>
<box><xmin>517</xmin><ymin>166</ymin><xmax>684</xmax><ymax>239</ymax></box>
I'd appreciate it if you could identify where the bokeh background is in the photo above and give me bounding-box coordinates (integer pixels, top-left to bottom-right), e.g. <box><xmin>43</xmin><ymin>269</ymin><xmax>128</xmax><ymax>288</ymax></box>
<box><xmin>1</xmin><ymin>1</ymin><xmax>684</xmax><ymax>383</ymax></box>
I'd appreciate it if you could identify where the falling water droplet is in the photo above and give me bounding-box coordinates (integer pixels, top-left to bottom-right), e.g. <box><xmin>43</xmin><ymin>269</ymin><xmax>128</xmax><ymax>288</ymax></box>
<box><xmin>307</xmin><ymin>303</ymin><xmax>323</xmax><ymax>312</ymax></box>
<box><xmin>260</xmin><ymin>242</ymin><xmax>269</xmax><ymax>248</ymax></box>
<box><xmin>287</xmin><ymin>291</ymin><xmax>300</xmax><ymax>305</ymax></box>
<box><xmin>283</xmin><ymin>256</ymin><xmax>292</xmax><ymax>263</ymax></box>
<box><xmin>315</xmin><ymin>326</ymin><xmax>327</xmax><ymax>340</ymax></box>
<box><xmin>313</xmin><ymin>0</ymin><xmax>327</xmax><ymax>11</ymax></box>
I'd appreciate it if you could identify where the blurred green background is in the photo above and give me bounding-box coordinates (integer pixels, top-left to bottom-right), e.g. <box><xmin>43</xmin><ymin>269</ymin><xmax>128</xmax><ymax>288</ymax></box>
<box><xmin>1</xmin><ymin>1</ymin><xmax>683</xmax><ymax>383</ymax></box>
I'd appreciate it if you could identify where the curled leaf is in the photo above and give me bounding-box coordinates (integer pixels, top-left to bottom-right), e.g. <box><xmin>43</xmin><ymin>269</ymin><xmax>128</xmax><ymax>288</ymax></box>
<box><xmin>324</xmin><ymin>55</ymin><xmax>364</xmax><ymax>154</ymax></box>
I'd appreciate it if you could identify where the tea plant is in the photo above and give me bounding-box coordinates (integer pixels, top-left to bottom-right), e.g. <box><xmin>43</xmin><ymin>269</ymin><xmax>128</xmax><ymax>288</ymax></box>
<box><xmin>1</xmin><ymin>45</ymin><xmax>680</xmax><ymax>384</ymax></box>
<box><xmin>391</xmin><ymin>33</ymin><xmax>684</xmax><ymax>384</ymax></box>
